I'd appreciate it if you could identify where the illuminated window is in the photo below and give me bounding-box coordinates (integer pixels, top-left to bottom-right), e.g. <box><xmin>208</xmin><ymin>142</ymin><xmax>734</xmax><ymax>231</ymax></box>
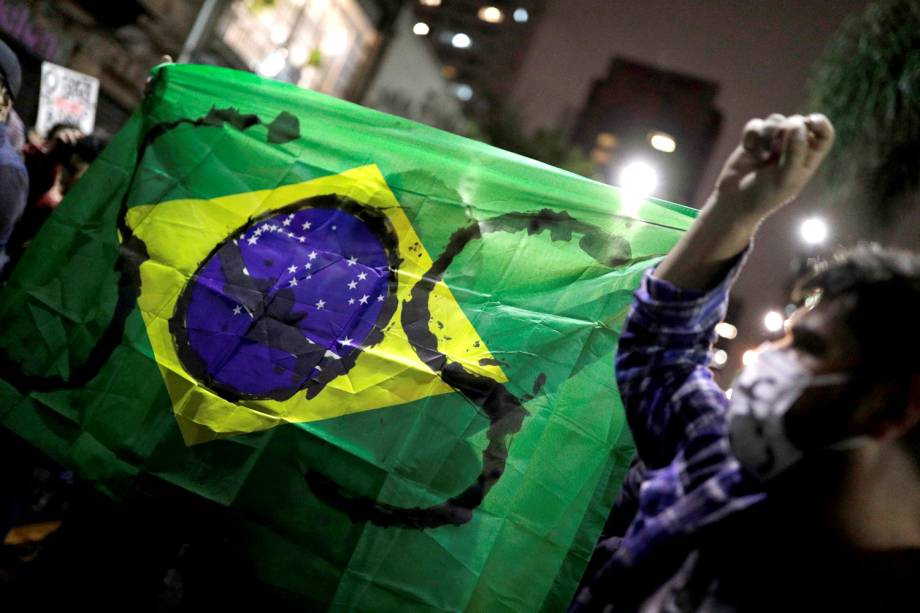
<box><xmin>478</xmin><ymin>6</ymin><xmax>504</xmax><ymax>23</ymax></box>
<box><xmin>648</xmin><ymin>131</ymin><xmax>677</xmax><ymax>153</ymax></box>
<box><xmin>218</xmin><ymin>0</ymin><xmax>377</xmax><ymax>98</ymax></box>
<box><xmin>596</xmin><ymin>132</ymin><xmax>618</xmax><ymax>149</ymax></box>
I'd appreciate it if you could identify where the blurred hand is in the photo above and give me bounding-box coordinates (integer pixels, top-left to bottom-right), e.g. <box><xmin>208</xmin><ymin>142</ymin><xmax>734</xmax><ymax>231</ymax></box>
<box><xmin>143</xmin><ymin>55</ymin><xmax>174</xmax><ymax>98</ymax></box>
<box><xmin>714</xmin><ymin>113</ymin><xmax>834</xmax><ymax>220</ymax></box>
<box><xmin>47</xmin><ymin>127</ymin><xmax>83</xmax><ymax>152</ymax></box>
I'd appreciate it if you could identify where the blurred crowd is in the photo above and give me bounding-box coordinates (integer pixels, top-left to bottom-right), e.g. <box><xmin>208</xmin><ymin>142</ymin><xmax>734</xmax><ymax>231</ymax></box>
<box><xmin>0</xmin><ymin>38</ymin><xmax>109</xmax><ymax>278</ymax></box>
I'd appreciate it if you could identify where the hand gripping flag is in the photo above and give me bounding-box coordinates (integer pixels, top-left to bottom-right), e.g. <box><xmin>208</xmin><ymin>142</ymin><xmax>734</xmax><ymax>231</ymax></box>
<box><xmin>0</xmin><ymin>64</ymin><xmax>695</xmax><ymax>610</ymax></box>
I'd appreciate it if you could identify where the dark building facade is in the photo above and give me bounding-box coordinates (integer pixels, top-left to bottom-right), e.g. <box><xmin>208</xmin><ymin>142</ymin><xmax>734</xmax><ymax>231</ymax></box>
<box><xmin>0</xmin><ymin>0</ymin><xmax>204</xmax><ymax>134</ymax></box>
<box><xmin>573</xmin><ymin>57</ymin><xmax>722</xmax><ymax>206</ymax></box>
<box><xmin>0</xmin><ymin>0</ymin><xmax>403</xmax><ymax>136</ymax></box>
<box><xmin>200</xmin><ymin>0</ymin><xmax>403</xmax><ymax>103</ymax></box>
<box><xmin>412</xmin><ymin>0</ymin><xmax>545</xmax><ymax>108</ymax></box>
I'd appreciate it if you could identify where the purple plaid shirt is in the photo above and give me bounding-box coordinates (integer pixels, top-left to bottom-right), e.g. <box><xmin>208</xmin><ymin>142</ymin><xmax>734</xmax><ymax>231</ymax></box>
<box><xmin>571</xmin><ymin>257</ymin><xmax>766</xmax><ymax>612</ymax></box>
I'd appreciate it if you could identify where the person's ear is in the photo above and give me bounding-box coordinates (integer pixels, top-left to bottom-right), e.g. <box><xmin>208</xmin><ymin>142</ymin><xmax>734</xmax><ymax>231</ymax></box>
<box><xmin>901</xmin><ymin>373</ymin><xmax>920</xmax><ymax>438</ymax></box>
<box><xmin>853</xmin><ymin>375</ymin><xmax>920</xmax><ymax>442</ymax></box>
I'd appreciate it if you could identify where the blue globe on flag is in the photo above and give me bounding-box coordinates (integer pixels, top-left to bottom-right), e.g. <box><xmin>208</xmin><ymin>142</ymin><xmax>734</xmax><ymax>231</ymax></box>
<box><xmin>172</xmin><ymin>196</ymin><xmax>397</xmax><ymax>401</ymax></box>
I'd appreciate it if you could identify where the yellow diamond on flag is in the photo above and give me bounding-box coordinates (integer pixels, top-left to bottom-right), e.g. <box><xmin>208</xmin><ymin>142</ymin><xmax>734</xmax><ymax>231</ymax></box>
<box><xmin>125</xmin><ymin>165</ymin><xmax>507</xmax><ymax>444</ymax></box>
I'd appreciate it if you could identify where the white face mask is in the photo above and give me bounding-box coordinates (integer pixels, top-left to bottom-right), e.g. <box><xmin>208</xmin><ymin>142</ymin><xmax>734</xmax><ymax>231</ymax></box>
<box><xmin>726</xmin><ymin>345</ymin><xmax>862</xmax><ymax>481</ymax></box>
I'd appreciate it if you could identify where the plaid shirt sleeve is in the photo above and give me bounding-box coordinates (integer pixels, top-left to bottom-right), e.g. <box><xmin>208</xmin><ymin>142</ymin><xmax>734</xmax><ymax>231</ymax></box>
<box><xmin>615</xmin><ymin>256</ymin><xmax>746</xmax><ymax>470</ymax></box>
<box><xmin>570</xmin><ymin>252</ymin><xmax>769</xmax><ymax>612</ymax></box>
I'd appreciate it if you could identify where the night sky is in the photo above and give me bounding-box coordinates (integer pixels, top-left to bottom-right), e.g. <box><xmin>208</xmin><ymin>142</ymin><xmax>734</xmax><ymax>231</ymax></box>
<box><xmin>510</xmin><ymin>0</ymin><xmax>871</xmax><ymax>380</ymax></box>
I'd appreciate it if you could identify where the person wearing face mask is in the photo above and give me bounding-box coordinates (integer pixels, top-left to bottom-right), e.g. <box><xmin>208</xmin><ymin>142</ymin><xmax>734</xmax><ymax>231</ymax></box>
<box><xmin>570</xmin><ymin>113</ymin><xmax>920</xmax><ymax>612</ymax></box>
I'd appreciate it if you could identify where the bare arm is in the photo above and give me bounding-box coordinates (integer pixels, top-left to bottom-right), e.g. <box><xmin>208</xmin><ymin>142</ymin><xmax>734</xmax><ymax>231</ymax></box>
<box><xmin>654</xmin><ymin>113</ymin><xmax>835</xmax><ymax>290</ymax></box>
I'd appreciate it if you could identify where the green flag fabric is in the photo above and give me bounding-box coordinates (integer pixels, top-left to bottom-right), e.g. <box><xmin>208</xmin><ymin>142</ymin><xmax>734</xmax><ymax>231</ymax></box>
<box><xmin>0</xmin><ymin>64</ymin><xmax>695</xmax><ymax>610</ymax></box>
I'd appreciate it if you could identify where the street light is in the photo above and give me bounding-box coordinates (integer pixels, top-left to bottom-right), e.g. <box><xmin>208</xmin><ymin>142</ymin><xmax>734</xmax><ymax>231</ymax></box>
<box><xmin>618</xmin><ymin>161</ymin><xmax>658</xmax><ymax>197</ymax></box>
<box><xmin>715</xmin><ymin>322</ymin><xmax>738</xmax><ymax>340</ymax></box>
<box><xmin>413</xmin><ymin>22</ymin><xmax>430</xmax><ymax>35</ymax></box>
<box><xmin>763</xmin><ymin>310</ymin><xmax>784</xmax><ymax>332</ymax></box>
<box><xmin>617</xmin><ymin>160</ymin><xmax>658</xmax><ymax>216</ymax></box>
<box><xmin>513</xmin><ymin>8</ymin><xmax>529</xmax><ymax>22</ymax></box>
<box><xmin>712</xmin><ymin>349</ymin><xmax>728</xmax><ymax>367</ymax></box>
<box><xmin>451</xmin><ymin>32</ymin><xmax>472</xmax><ymax>48</ymax></box>
<box><xmin>454</xmin><ymin>84</ymin><xmax>473</xmax><ymax>101</ymax></box>
<box><xmin>800</xmin><ymin>217</ymin><xmax>828</xmax><ymax>245</ymax></box>
<box><xmin>420</xmin><ymin>0</ymin><xmax>441</xmax><ymax>6</ymax></box>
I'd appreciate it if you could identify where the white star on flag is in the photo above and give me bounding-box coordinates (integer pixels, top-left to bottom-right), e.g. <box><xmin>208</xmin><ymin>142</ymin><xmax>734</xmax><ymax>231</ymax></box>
<box><xmin>357</xmin><ymin>271</ymin><xmax>368</xmax><ymax>281</ymax></box>
<box><xmin>302</xmin><ymin>221</ymin><xmax>312</xmax><ymax>230</ymax></box>
<box><xmin>289</xmin><ymin>278</ymin><xmax>298</xmax><ymax>287</ymax></box>
<box><xmin>359</xmin><ymin>294</ymin><xmax>370</xmax><ymax>305</ymax></box>
<box><xmin>338</xmin><ymin>337</ymin><xmax>354</xmax><ymax>347</ymax></box>
<box><xmin>377</xmin><ymin>295</ymin><xmax>384</xmax><ymax>302</ymax></box>
<box><xmin>287</xmin><ymin>265</ymin><xmax>297</xmax><ymax>273</ymax></box>
<box><xmin>315</xmin><ymin>299</ymin><xmax>326</xmax><ymax>309</ymax></box>
<box><xmin>347</xmin><ymin>256</ymin><xmax>358</xmax><ymax>267</ymax></box>
<box><xmin>308</xmin><ymin>251</ymin><xmax>318</xmax><ymax>260</ymax></box>
<box><xmin>283</xmin><ymin>218</ymin><xmax>291</xmax><ymax>226</ymax></box>
<box><xmin>347</xmin><ymin>280</ymin><xmax>358</xmax><ymax>290</ymax></box>
<box><xmin>232</xmin><ymin>305</ymin><xmax>242</xmax><ymax>315</ymax></box>
<box><xmin>247</xmin><ymin>236</ymin><xmax>258</xmax><ymax>245</ymax></box>
<box><xmin>348</xmin><ymin>298</ymin><xmax>355</xmax><ymax>305</ymax></box>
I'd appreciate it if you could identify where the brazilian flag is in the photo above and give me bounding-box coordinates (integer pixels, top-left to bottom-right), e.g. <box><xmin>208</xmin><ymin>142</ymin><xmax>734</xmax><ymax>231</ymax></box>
<box><xmin>0</xmin><ymin>64</ymin><xmax>694</xmax><ymax>610</ymax></box>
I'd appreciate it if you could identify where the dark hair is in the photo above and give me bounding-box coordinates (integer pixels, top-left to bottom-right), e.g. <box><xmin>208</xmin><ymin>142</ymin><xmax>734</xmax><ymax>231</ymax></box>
<box><xmin>73</xmin><ymin>131</ymin><xmax>110</xmax><ymax>164</ymax></box>
<box><xmin>794</xmin><ymin>244</ymin><xmax>920</xmax><ymax>378</ymax></box>
<box><xmin>46</xmin><ymin>122</ymin><xmax>81</xmax><ymax>140</ymax></box>
<box><xmin>51</xmin><ymin>130</ymin><xmax>110</xmax><ymax>168</ymax></box>
<box><xmin>794</xmin><ymin>244</ymin><xmax>920</xmax><ymax>456</ymax></box>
